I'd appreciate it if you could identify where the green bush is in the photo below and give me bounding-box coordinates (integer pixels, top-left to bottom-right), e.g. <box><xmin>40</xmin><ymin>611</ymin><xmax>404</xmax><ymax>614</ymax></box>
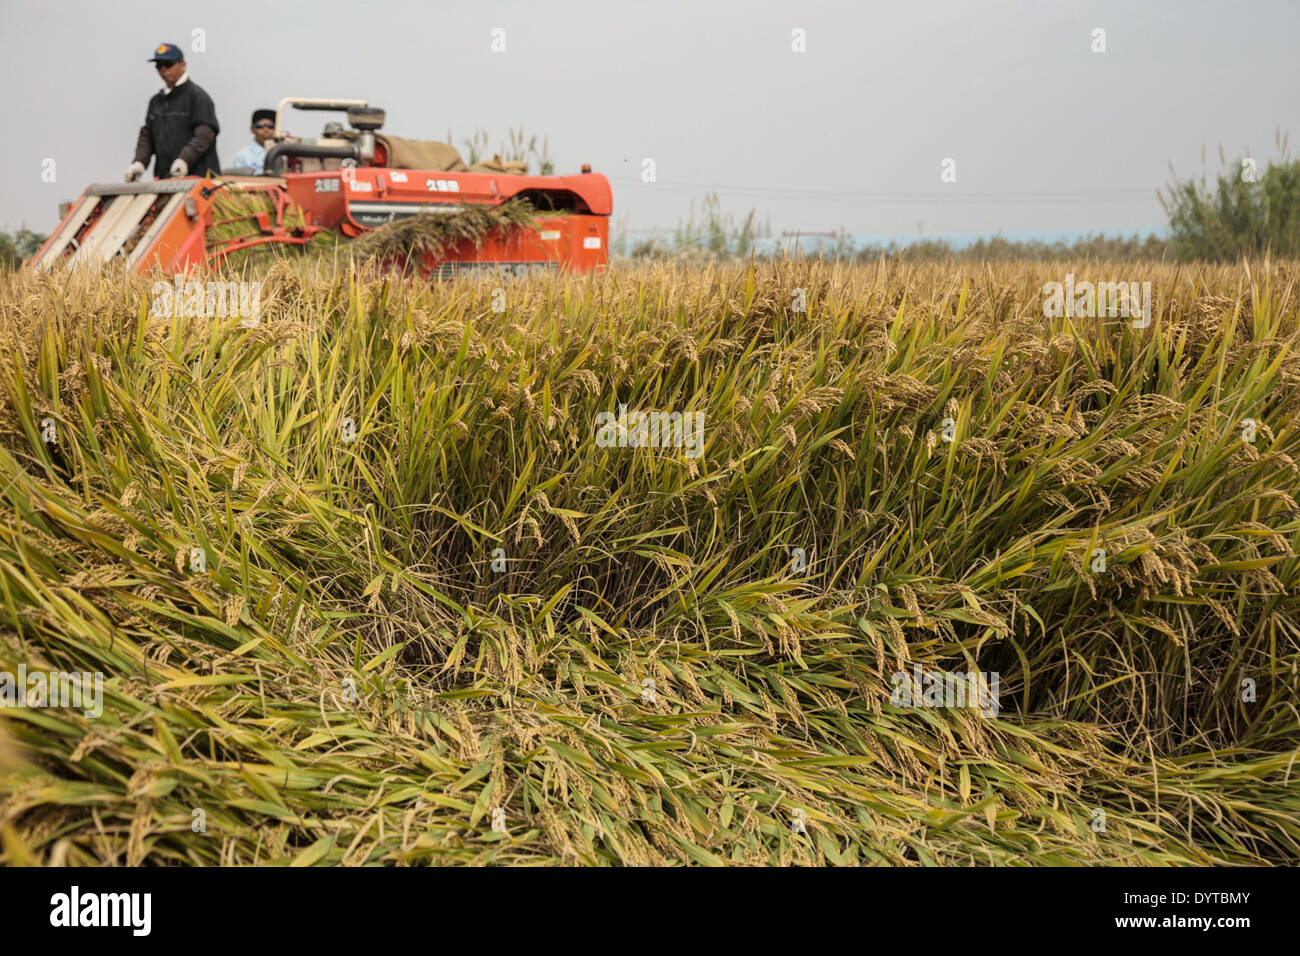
<box><xmin>0</xmin><ymin>228</ymin><xmax>47</xmax><ymax>271</ymax></box>
<box><xmin>1161</xmin><ymin>141</ymin><xmax>1300</xmax><ymax>261</ymax></box>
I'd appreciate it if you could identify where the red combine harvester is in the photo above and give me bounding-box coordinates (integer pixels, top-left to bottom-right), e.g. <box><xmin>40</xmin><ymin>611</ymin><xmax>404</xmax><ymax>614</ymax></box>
<box><xmin>29</xmin><ymin>98</ymin><xmax>611</xmax><ymax>277</ymax></box>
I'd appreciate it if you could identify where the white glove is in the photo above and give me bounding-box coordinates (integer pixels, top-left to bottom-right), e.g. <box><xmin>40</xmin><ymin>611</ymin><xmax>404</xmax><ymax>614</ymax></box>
<box><xmin>124</xmin><ymin>161</ymin><xmax>145</xmax><ymax>182</ymax></box>
<box><xmin>169</xmin><ymin>158</ymin><xmax>189</xmax><ymax>177</ymax></box>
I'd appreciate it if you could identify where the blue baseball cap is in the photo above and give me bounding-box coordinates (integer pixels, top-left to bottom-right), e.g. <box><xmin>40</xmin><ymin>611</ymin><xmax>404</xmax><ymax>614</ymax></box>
<box><xmin>148</xmin><ymin>43</ymin><xmax>184</xmax><ymax>63</ymax></box>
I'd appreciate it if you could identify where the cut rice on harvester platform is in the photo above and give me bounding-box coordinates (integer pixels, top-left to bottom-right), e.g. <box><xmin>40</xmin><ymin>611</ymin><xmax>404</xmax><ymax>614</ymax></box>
<box><xmin>347</xmin><ymin>198</ymin><xmax>538</xmax><ymax>269</ymax></box>
<box><xmin>204</xmin><ymin>187</ymin><xmax>309</xmax><ymax>270</ymax></box>
<box><xmin>204</xmin><ymin>188</ymin><xmax>539</xmax><ymax>273</ymax></box>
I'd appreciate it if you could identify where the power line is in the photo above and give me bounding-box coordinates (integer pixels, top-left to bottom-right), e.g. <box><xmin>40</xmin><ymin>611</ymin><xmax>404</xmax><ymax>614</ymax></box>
<box><xmin>608</xmin><ymin>175</ymin><xmax>1159</xmax><ymax>198</ymax></box>
<box><xmin>608</xmin><ymin>176</ymin><xmax>1159</xmax><ymax>205</ymax></box>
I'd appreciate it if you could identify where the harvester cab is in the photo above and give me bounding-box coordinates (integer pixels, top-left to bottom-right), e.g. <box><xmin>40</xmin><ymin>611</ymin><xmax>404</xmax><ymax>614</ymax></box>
<box><xmin>29</xmin><ymin>97</ymin><xmax>611</xmax><ymax>277</ymax></box>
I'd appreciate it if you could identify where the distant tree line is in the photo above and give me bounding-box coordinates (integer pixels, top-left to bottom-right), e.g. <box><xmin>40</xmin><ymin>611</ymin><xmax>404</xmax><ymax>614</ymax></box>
<box><xmin>848</xmin><ymin>233</ymin><xmax>1171</xmax><ymax>264</ymax></box>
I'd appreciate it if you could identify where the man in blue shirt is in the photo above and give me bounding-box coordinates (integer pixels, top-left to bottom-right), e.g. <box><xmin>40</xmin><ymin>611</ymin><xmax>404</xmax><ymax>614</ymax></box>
<box><xmin>232</xmin><ymin>109</ymin><xmax>277</xmax><ymax>174</ymax></box>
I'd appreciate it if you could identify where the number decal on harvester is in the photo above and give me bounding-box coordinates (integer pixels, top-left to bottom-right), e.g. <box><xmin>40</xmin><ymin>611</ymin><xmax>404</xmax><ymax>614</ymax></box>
<box><xmin>426</xmin><ymin>179</ymin><xmax>461</xmax><ymax>192</ymax></box>
<box><xmin>314</xmin><ymin>178</ymin><xmax>339</xmax><ymax>193</ymax></box>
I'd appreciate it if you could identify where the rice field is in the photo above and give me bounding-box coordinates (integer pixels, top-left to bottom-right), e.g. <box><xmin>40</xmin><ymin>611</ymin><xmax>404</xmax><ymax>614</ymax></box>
<box><xmin>0</xmin><ymin>257</ymin><xmax>1297</xmax><ymax>866</ymax></box>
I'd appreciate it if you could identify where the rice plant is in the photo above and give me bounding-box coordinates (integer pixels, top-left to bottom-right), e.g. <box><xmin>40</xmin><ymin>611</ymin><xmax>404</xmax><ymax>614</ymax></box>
<box><xmin>0</xmin><ymin>257</ymin><xmax>1296</xmax><ymax>866</ymax></box>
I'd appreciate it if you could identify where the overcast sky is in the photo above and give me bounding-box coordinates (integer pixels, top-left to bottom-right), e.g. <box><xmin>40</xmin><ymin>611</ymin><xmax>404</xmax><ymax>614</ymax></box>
<box><xmin>2</xmin><ymin>0</ymin><xmax>1296</xmax><ymax>239</ymax></box>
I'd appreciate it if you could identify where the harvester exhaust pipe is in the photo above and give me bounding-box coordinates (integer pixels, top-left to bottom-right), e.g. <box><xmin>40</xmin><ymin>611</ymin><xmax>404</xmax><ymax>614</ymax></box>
<box><xmin>264</xmin><ymin>100</ymin><xmax>385</xmax><ymax>174</ymax></box>
<box><xmin>263</xmin><ymin>142</ymin><xmax>361</xmax><ymax>175</ymax></box>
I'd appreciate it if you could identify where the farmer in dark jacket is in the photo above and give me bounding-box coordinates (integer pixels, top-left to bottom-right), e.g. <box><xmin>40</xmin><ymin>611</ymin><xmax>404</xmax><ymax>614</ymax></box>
<box><xmin>124</xmin><ymin>43</ymin><xmax>220</xmax><ymax>181</ymax></box>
